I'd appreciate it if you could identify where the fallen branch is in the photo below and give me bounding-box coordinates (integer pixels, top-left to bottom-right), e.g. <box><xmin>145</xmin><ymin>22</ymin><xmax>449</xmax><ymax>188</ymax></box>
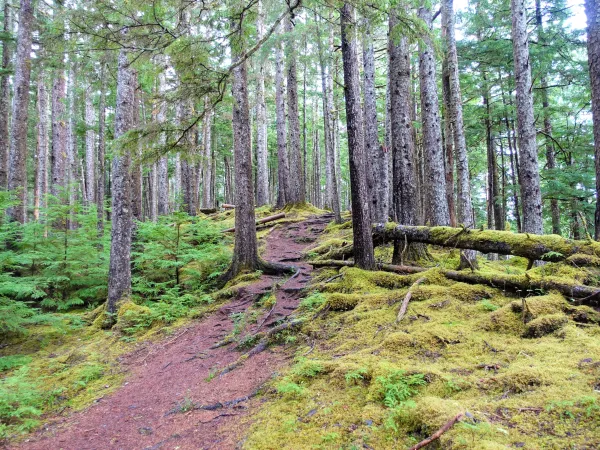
<box><xmin>408</xmin><ymin>412</ymin><xmax>464</xmax><ymax>450</ymax></box>
<box><xmin>222</xmin><ymin>213</ymin><xmax>286</xmax><ymax>233</ymax></box>
<box><xmin>311</xmin><ymin>259</ymin><xmax>600</xmax><ymax>305</ymax></box>
<box><xmin>396</xmin><ymin>277</ymin><xmax>427</xmax><ymax>323</ymax></box>
<box><xmin>373</xmin><ymin>223</ymin><xmax>600</xmax><ymax>263</ymax></box>
<box><xmin>222</xmin><ymin>203</ymin><xmax>236</xmax><ymax>209</ymax></box>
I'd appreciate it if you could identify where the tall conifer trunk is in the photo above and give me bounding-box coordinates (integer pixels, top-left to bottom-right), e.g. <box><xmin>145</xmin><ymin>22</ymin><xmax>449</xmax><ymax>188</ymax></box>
<box><xmin>511</xmin><ymin>0</ymin><xmax>543</xmax><ymax>234</ymax></box>
<box><xmin>341</xmin><ymin>2</ymin><xmax>375</xmax><ymax>270</ymax></box>
<box><xmin>107</xmin><ymin>47</ymin><xmax>135</xmax><ymax>315</ymax></box>
<box><xmin>7</xmin><ymin>0</ymin><xmax>33</xmax><ymax>223</ymax></box>
<box><xmin>0</xmin><ymin>0</ymin><xmax>11</xmax><ymax>189</ymax></box>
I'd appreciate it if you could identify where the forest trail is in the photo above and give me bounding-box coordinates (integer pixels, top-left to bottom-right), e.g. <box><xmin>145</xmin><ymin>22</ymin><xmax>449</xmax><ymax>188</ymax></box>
<box><xmin>13</xmin><ymin>214</ymin><xmax>333</xmax><ymax>450</ymax></box>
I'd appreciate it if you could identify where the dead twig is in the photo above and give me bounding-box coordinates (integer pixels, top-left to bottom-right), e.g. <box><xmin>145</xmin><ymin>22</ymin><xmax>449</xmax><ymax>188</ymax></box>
<box><xmin>396</xmin><ymin>277</ymin><xmax>426</xmax><ymax>324</ymax></box>
<box><xmin>253</xmin><ymin>304</ymin><xmax>276</xmax><ymax>335</ymax></box>
<box><xmin>408</xmin><ymin>412</ymin><xmax>464</xmax><ymax>450</ymax></box>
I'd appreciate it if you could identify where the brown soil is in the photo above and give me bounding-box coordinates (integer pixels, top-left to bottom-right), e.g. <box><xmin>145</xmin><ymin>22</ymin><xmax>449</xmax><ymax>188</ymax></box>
<box><xmin>13</xmin><ymin>214</ymin><xmax>332</xmax><ymax>450</ymax></box>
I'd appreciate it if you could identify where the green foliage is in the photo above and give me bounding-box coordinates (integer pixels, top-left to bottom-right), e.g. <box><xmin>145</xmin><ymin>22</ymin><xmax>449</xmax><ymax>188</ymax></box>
<box><xmin>0</xmin><ymin>367</ymin><xmax>43</xmax><ymax>438</ymax></box>
<box><xmin>375</xmin><ymin>370</ymin><xmax>426</xmax><ymax>409</ymax></box>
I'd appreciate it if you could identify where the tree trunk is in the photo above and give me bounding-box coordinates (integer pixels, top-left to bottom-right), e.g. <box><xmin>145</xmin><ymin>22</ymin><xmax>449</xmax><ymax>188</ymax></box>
<box><xmin>107</xmin><ymin>47</ymin><xmax>135</xmax><ymax>315</ymax></box>
<box><xmin>511</xmin><ymin>0</ymin><xmax>543</xmax><ymax>234</ymax></box>
<box><xmin>441</xmin><ymin>14</ymin><xmax>456</xmax><ymax>227</ymax></box>
<box><xmin>363</xmin><ymin>21</ymin><xmax>389</xmax><ymax>223</ymax></box>
<box><xmin>586</xmin><ymin>0</ymin><xmax>600</xmax><ymax>239</ymax></box>
<box><xmin>316</xmin><ymin>13</ymin><xmax>341</xmax><ymax>222</ymax></box>
<box><xmin>389</xmin><ymin>10</ymin><xmax>426</xmax><ymax>263</ymax></box>
<box><xmin>131</xmin><ymin>82</ymin><xmax>143</xmax><ymax>221</ymax></box>
<box><xmin>85</xmin><ymin>84</ymin><xmax>96</xmax><ymax>206</ymax></box>
<box><xmin>418</xmin><ymin>6</ymin><xmax>450</xmax><ymax>226</ymax></box>
<box><xmin>157</xmin><ymin>69</ymin><xmax>169</xmax><ymax>216</ymax></box>
<box><xmin>202</xmin><ymin>102</ymin><xmax>214</xmax><ymax>208</ymax></box>
<box><xmin>0</xmin><ymin>0</ymin><xmax>11</xmax><ymax>189</ymax></box>
<box><xmin>535</xmin><ymin>0</ymin><xmax>560</xmax><ymax>235</ymax></box>
<box><xmin>442</xmin><ymin>0</ymin><xmax>477</xmax><ymax>268</ymax></box>
<box><xmin>255</xmin><ymin>0</ymin><xmax>269</xmax><ymax>206</ymax></box>
<box><xmin>7</xmin><ymin>0</ymin><xmax>33</xmax><ymax>223</ymax></box>
<box><xmin>51</xmin><ymin>70</ymin><xmax>67</xmax><ymax>199</ymax></box>
<box><xmin>285</xmin><ymin>17</ymin><xmax>304</xmax><ymax>205</ymax></box>
<box><xmin>34</xmin><ymin>71</ymin><xmax>49</xmax><ymax>221</ymax></box>
<box><xmin>97</xmin><ymin>63</ymin><xmax>107</xmax><ymax>236</ymax></box>
<box><xmin>275</xmin><ymin>33</ymin><xmax>290</xmax><ymax>208</ymax></box>
<box><xmin>341</xmin><ymin>2</ymin><xmax>375</xmax><ymax>270</ymax></box>
<box><xmin>227</xmin><ymin>20</ymin><xmax>260</xmax><ymax>278</ymax></box>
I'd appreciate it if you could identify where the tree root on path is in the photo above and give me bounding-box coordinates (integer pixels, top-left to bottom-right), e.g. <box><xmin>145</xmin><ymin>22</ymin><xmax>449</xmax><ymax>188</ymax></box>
<box><xmin>218</xmin><ymin>319</ymin><xmax>304</xmax><ymax>377</ymax></box>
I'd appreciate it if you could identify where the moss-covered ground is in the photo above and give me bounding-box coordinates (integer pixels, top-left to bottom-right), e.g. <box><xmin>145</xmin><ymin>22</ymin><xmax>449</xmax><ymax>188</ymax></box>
<box><xmin>242</xmin><ymin>221</ymin><xmax>600</xmax><ymax>449</ymax></box>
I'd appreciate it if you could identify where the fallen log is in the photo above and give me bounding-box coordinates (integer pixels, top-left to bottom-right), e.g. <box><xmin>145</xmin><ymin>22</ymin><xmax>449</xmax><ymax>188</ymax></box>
<box><xmin>198</xmin><ymin>208</ymin><xmax>218</xmax><ymax>214</ymax></box>
<box><xmin>222</xmin><ymin>203</ymin><xmax>236</xmax><ymax>209</ymax></box>
<box><xmin>222</xmin><ymin>213</ymin><xmax>286</xmax><ymax>233</ymax></box>
<box><xmin>311</xmin><ymin>260</ymin><xmax>600</xmax><ymax>305</ymax></box>
<box><xmin>373</xmin><ymin>223</ymin><xmax>600</xmax><ymax>263</ymax></box>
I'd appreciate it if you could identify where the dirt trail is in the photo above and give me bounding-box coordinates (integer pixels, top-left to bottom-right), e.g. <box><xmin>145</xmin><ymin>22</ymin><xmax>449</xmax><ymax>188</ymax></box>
<box><xmin>14</xmin><ymin>214</ymin><xmax>332</xmax><ymax>450</ymax></box>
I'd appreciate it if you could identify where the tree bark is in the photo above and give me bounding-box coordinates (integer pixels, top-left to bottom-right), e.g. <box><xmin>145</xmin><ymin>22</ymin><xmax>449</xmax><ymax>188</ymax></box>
<box><xmin>226</xmin><ymin>19</ymin><xmax>260</xmax><ymax>277</ymax></box>
<box><xmin>34</xmin><ymin>71</ymin><xmax>49</xmax><ymax>221</ymax></box>
<box><xmin>389</xmin><ymin>10</ymin><xmax>427</xmax><ymax>263</ymax></box>
<box><xmin>316</xmin><ymin>13</ymin><xmax>341</xmax><ymax>222</ymax></box>
<box><xmin>202</xmin><ymin>102</ymin><xmax>214</xmax><ymax>208</ymax></box>
<box><xmin>363</xmin><ymin>20</ymin><xmax>389</xmax><ymax>223</ymax></box>
<box><xmin>107</xmin><ymin>47</ymin><xmax>135</xmax><ymax>315</ymax></box>
<box><xmin>0</xmin><ymin>0</ymin><xmax>11</xmax><ymax>189</ymax></box>
<box><xmin>586</xmin><ymin>0</ymin><xmax>600</xmax><ymax>239</ymax></box>
<box><xmin>442</xmin><ymin>0</ymin><xmax>477</xmax><ymax>268</ymax></box>
<box><xmin>85</xmin><ymin>84</ymin><xmax>96</xmax><ymax>206</ymax></box>
<box><xmin>275</xmin><ymin>33</ymin><xmax>290</xmax><ymax>208</ymax></box>
<box><xmin>418</xmin><ymin>6</ymin><xmax>450</xmax><ymax>226</ymax></box>
<box><xmin>7</xmin><ymin>0</ymin><xmax>33</xmax><ymax>223</ymax></box>
<box><xmin>97</xmin><ymin>63</ymin><xmax>107</xmax><ymax>236</ymax></box>
<box><xmin>131</xmin><ymin>82</ymin><xmax>143</xmax><ymax>221</ymax></box>
<box><xmin>535</xmin><ymin>0</ymin><xmax>560</xmax><ymax>235</ymax></box>
<box><xmin>255</xmin><ymin>0</ymin><xmax>269</xmax><ymax>206</ymax></box>
<box><xmin>51</xmin><ymin>69</ymin><xmax>67</xmax><ymax>199</ymax></box>
<box><xmin>511</xmin><ymin>0</ymin><xmax>543</xmax><ymax>234</ymax></box>
<box><xmin>341</xmin><ymin>2</ymin><xmax>375</xmax><ymax>270</ymax></box>
<box><xmin>285</xmin><ymin>17</ymin><xmax>304</xmax><ymax>205</ymax></box>
<box><xmin>157</xmin><ymin>68</ymin><xmax>169</xmax><ymax>216</ymax></box>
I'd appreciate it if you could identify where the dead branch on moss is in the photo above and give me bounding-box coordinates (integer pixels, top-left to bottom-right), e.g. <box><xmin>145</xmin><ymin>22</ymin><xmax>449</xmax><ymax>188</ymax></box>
<box><xmin>408</xmin><ymin>412</ymin><xmax>464</xmax><ymax>450</ymax></box>
<box><xmin>373</xmin><ymin>223</ymin><xmax>600</xmax><ymax>263</ymax></box>
<box><xmin>396</xmin><ymin>277</ymin><xmax>427</xmax><ymax>323</ymax></box>
<box><xmin>310</xmin><ymin>259</ymin><xmax>425</xmax><ymax>274</ymax></box>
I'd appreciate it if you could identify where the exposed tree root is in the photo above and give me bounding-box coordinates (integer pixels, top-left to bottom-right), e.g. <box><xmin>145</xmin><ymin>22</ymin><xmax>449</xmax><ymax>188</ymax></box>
<box><xmin>218</xmin><ymin>319</ymin><xmax>304</xmax><ymax>376</ymax></box>
<box><xmin>312</xmin><ymin>259</ymin><xmax>600</xmax><ymax>305</ymax></box>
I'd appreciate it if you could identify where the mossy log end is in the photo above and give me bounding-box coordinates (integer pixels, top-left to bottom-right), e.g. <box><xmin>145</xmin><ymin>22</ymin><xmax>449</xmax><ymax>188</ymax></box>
<box><xmin>373</xmin><ymin>223</ymin><xmax>600</xmax><ymax>263</ymax></box>
<box><xmin>312</xmin><ymin>259</ymin><xmax>600</xmax><ymax>305</ymax></box>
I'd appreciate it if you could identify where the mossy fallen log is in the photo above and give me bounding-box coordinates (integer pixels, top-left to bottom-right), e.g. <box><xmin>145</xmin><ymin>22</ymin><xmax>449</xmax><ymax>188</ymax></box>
<box><xmin>311</xmin><ymin>259</ymin><xmax>600</xmax><ymax>305</ymax></box>
<box><xmin>372</xmin><ymin>223</ymin><xmax>600</xmax><ymax>263</ymax></box>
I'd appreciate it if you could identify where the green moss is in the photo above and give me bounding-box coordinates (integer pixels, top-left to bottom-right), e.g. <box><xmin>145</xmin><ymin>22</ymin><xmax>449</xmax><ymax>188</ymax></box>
<box><xmin>523</xmin><ymin>314</ymin><xmax>569</xmax><ymax>338</ymax></box>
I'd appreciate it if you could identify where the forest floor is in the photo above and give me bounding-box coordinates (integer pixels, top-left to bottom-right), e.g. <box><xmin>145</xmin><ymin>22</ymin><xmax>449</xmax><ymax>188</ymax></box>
<box><xmin>10</xmin><ymin>213</ymin><xmax>333</xmax><ymax>450</ymax></box>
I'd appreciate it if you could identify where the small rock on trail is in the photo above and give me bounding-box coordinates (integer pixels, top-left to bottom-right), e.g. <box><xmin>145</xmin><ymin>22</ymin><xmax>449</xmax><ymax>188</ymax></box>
<box><xmin>12</xmin><ymin>214</ymin><xmax>332</xmax><ymax>450</ymax></box>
